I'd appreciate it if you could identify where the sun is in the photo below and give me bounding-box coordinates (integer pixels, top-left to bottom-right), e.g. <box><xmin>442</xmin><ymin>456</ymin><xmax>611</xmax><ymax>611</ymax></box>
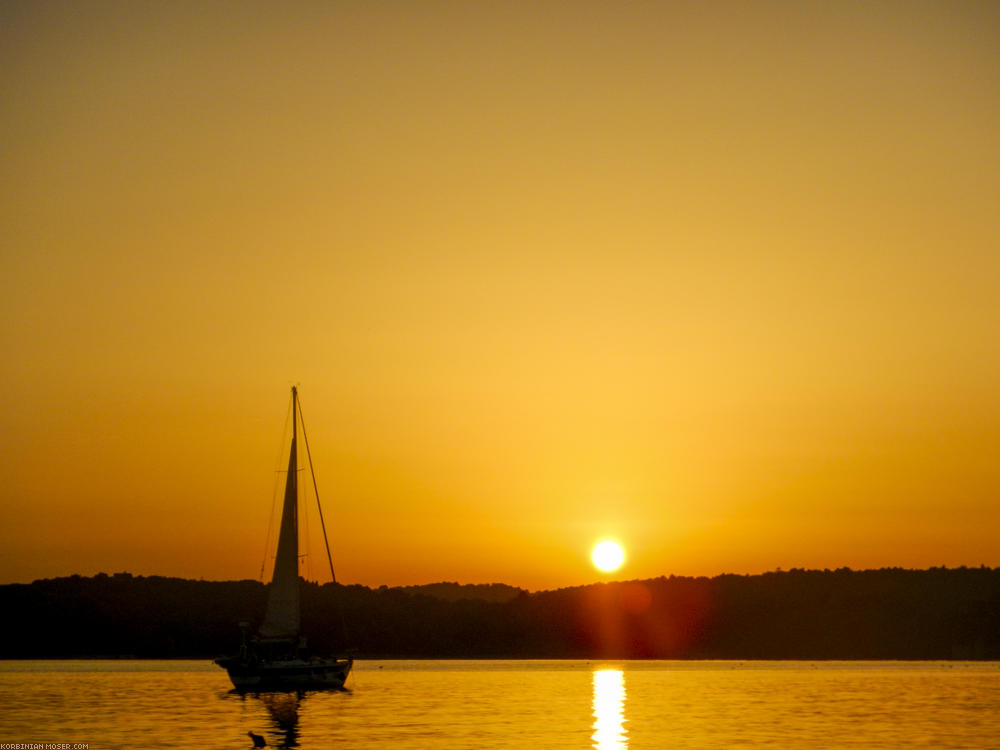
<box><xmin>591</xmin><ymin>540</ymin><xmax>625</xmax><ymax>573</ymax></box>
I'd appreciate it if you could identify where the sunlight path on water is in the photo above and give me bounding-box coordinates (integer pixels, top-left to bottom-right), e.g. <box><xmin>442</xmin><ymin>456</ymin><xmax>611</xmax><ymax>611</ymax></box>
<box><xmin>592</xmin><ymin>668</ymin><xmax>627</xmax><ymax>748</ymax></box>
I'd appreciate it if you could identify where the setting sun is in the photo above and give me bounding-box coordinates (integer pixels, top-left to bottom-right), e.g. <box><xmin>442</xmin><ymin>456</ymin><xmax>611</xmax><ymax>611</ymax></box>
<box><xmin>591</xmin><ymin>541</ymin><xmax>625</xmax><ymax>573</ymax></box>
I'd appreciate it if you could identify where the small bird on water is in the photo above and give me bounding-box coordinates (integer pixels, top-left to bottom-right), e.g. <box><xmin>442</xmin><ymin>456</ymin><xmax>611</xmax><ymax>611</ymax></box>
<box><xmin>247</xmin><ymin>731</ymin><xmax>266</xmax><ymax>748</ymax></box>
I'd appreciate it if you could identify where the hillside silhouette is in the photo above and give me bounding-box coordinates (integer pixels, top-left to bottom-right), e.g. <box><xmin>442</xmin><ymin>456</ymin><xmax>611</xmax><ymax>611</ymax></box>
<box><xmin>1</xmin><ymin>567</ymin><xmax>997</xmax><ymax>659</ymax></box>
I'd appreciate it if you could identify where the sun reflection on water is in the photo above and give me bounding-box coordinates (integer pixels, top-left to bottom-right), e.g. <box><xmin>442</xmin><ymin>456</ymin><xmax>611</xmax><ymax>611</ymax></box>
<box><xmin>592</xmin><ymin>668</ymin><xmax>627</xmax><ymax>749</ymax></box>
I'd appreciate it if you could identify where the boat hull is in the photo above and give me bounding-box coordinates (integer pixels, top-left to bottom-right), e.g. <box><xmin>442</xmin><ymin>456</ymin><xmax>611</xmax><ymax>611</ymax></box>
<box><xmin>216</xmin><ymin>655</ymin><xmax>353</xmax><ymax>691</ymax></box>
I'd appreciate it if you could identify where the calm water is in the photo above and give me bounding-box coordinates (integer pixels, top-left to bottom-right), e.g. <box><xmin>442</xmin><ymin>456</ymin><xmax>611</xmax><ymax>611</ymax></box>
<box><xmin>0</xmin><ymin>660</ymin><xmax>998</xmax><ymax>749</ymax></box>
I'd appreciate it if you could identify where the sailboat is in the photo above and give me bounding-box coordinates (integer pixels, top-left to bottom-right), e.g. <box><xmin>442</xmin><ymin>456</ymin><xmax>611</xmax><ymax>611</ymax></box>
<box><xmin>216</xmin><ymin>387</ymin><xmax>353</xmax><ymax>690</ymax></box>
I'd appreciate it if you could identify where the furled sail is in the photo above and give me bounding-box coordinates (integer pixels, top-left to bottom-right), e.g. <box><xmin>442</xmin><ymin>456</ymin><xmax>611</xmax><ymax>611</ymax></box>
<box><xmin>259</xmin><ymin>392</ymin><xmax>301</xmax><ymax>639</ymax></box>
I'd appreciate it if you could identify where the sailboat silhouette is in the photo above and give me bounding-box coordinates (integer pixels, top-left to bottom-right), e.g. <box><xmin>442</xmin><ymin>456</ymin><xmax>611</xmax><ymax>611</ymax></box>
<box><xmin>216</xmin><ymin>387</ymin><xmax>353</xmax><ymax>690</ymax></box>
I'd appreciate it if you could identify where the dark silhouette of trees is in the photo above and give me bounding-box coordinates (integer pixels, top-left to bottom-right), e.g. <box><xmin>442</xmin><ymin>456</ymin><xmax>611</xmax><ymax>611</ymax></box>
<box><xmin>1</xmin><ymin>567</ymin><xmax>997</xmax><ymax>659</ymax></box>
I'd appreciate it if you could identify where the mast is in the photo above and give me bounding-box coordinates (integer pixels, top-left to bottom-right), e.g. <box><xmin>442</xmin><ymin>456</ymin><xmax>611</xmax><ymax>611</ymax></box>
<box><xmin>258</xmin><ymin>387</ymin><xmax>302</xmax><ymax>639</ymax></box>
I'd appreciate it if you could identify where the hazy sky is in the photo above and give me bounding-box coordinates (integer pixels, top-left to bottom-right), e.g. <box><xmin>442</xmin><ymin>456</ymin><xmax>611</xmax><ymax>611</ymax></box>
<box><xmin>2</xmin><ymin>1</ymin><xmax>998</xmax><ymax>589</ymax></box>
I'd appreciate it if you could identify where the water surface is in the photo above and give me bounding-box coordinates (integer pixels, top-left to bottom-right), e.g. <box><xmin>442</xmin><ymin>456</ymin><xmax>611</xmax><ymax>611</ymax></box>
<box><xmin>0</xmin><ymin>660</ymin><xmax>997</xmax><ymax>749</ymax></box>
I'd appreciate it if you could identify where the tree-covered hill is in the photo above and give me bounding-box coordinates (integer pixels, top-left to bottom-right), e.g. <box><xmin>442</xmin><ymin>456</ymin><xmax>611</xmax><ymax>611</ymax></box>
<box><xmin>1</xmin><ymin>567</ymin><xmax>997</xmax><ymax>659</ymax></box>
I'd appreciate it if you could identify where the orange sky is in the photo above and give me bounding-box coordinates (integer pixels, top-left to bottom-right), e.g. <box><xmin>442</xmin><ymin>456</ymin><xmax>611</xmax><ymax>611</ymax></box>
<box><xmin>2</xmin><ymin>1</ymin><xmax>998</xmax><ymax>590</ymax></box>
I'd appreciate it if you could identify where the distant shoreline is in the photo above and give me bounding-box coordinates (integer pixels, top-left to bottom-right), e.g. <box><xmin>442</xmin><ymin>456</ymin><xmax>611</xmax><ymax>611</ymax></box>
<box><xmin>3</xmin><ymin>568</ymin><xmax>998</xmax><ymax>660</ymax></box>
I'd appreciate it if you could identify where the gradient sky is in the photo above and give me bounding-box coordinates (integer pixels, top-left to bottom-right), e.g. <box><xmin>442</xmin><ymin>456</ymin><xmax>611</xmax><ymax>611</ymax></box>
<box><xmin>2</xmin><ymin>1</ymin><xmax>998</xmax><ymax>590</ymax></box>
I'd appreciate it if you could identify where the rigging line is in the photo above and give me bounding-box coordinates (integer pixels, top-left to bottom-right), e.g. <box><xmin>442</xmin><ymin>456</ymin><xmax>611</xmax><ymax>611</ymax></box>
<box><xmin>299</xmin><ymin>399</ymin><xmax>351</xmax><ymax>644</ymax></box>
<box><xmin>296</xmin><ymin>393</ymin><xmax>337</xmax><ymax>586</ymax></box>
<box><xmin>297</xmin><ymin>390</ymin><xmax>351</xmax><ymax>647</ymax></box>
